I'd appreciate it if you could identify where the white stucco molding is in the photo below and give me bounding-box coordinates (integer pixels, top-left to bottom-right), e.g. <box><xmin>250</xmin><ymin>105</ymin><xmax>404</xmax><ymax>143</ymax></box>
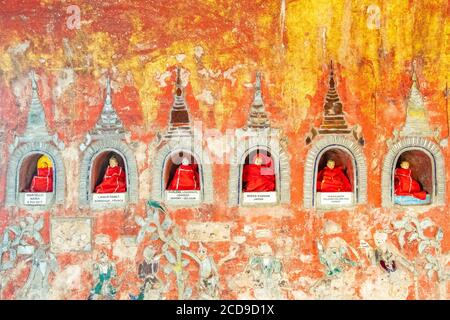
<box><xmin>78</xmin><ymin>139</ymin><xmax>138</xmax><ymax>208</ymax></box>
<box><xmin>381</xmin><ymin>137</ymin><xmax>445</xmax><ymax>207</ymax></box>
<box><xmin>303</xmin><ymin>135</ymin><xmax>367</xmax><ymax>209</ymax></box>
<box><xmin>6</xmin><ymin>142</ymin><xmax>66</xmax><ymax>210</ymax></box>
<box><xmin>151</xmin><ymin>137</ymin><xmax>213</xmax><ymax>206</ymax></box>
<box><xmin>228</xmin><ymin>130</ymin><xmax>290</xmax><ymax>206</ymax></box>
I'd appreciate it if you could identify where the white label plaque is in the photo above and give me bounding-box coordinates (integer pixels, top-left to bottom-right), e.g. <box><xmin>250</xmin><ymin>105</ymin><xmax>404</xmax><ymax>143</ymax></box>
<box><xmin>243</xmin><ymin>192</ymin><xmax>277</xmax><ymax>204</ymax></box>
<box><xmin>320</xmin><ymin>192</ymin><xmax>353</xmax><ymax>205</ymax></box>
<box><xmin>24</xmin><ymin>193</ymin><xmax>47</xmax><ymax>205</ymax></box>
<box><xmin>92</xmin><ymin>193</ymin><xmax>126</xmax><ymax>204</ymax></box>
<box><xmin>166</xmin><ymin>190</ymin><xmax>201</xmax><ymax>202</ymax></box>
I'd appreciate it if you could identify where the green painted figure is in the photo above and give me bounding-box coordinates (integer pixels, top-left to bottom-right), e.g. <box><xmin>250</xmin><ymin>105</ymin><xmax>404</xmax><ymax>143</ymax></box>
<box><xmin>88</xmin><ymin>251</ymin><xmax>117</xmax><ymax>300</ymax></box>
<box><xmin>317</xmin><ymin>239</ymin><xmax>358</xmax><ymax>277</ymax></box>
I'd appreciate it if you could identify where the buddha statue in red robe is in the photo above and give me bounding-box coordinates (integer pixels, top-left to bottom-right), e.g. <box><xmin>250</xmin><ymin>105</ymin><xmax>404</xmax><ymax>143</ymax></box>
<box><xmin>167</xmin><ymin>157</ymin><xmax>200</xmax><ymax>191</ymax></box>
<box><xmin>242</xmin><ymin>153</ymin><xmax>276</xmax><ymax>192</ymax></box>
<box><xmin>95</xmin><ymin>156</ymin><xmax>127</xmax><ymax>193</ymax></box>
<box><xmin>316</xmin><ymin>159</ymin><xmax>352</xmax><ymax>192</ymax></box>
<box><xmin>394</xmin><ymin>161</ymin><xmax>427</xmax><ymax>200</ymax></box>
<box><xmin>29</xmin><ymin>155</ymin><xmax>53</xmax><ymax>192</ymax></box>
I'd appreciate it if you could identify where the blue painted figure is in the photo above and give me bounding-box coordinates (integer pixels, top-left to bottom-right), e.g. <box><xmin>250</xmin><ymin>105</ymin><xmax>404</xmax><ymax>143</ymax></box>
<box><xmin>88</xmin><ymin>251</ymin><xmax>117</xmax><ymax>300</ymax></box>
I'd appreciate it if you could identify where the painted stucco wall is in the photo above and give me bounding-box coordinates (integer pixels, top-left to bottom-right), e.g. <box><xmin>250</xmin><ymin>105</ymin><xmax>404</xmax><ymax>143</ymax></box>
<box><xmin>0</xmin><ymin>0</ymin><xmax>449</xmax><ymax>300</ymax></box>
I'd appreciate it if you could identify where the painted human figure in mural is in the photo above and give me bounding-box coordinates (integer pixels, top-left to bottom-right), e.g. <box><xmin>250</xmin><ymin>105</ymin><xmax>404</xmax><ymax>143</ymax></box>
<box><xmin>316</xmin><ymin>159</ymin><xmax>352</xmax><ymax>192</ymax></box>
<box><xmin>88</xmin><ymin>251</ymin><xmax>117</xmax><ymax>300</ymax></box>
<box><xmin>196</xmin><ymin>243</ymin><xmax>219</xmax><ymax>300</ymax></box>
<box><xmin>28</xmin><ymin>155</ymin><xmax>53</xmax><ymax>192</ymax></box>
<box><xmin>167</xmin><ymin>157</ymin><xmax>200</xmax><ymax>191</ymax></box>
<box><xmin>358</xmin><ymin>231</ymin><xmax>415</xmax><ymax>299</ymax></box>
<box><xmin>371</xmin><ymin>231</ymin><xmax>413</xmax><ymax>274</ymax></box>
<box><xmin>394</xmin><ymin>161</ymin><xmax>427</xmax><ymax>200</ymax></box>
<box><xmin>95</xmin><ymin>155</ymin><xmax>127</xmax><ymax>193</ymax></box>
<box><xmin>242</xmin><ymin>244</ymin><xmax>288</xmax><ymax>299</ymax></box>
<box><xmin>131</xmin><ymin>246</ymin><xmax>166</xmax><ymax>300</ymax></box>
<box><xmin>309</xmin><ymin>237</ymin><xmax>360</xmax><ymax>298</ymax></box>
<box><xmin>375</xmin><ymin>244</ymin><xmax>397</xmax><ymax>273</ymax></box>
<box><xmin>242</xmin><ymin>153</ymin><xmax>276</xmax><ymax>192</ymax></box>
<box><xmin>316</xmin><ymin>237</ymin><xmax>359</xmax><ymax>277</ymax></box>
<box><xmin>18</xmin><ymin>246</ymin><xmax>58</xmax><ymax>300</ymax></box>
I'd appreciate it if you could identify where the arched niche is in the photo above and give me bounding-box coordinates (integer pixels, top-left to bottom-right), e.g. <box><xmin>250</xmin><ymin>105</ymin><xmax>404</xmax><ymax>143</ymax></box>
<box><xmin>152</xmin><ymin>141</ymin><xmax>213</xmax><ymax>206</ymax></box>
<box><xmin>317</xmin><ymin>148</ymin><xmax>355</xmax><ymax>191</ymax></box>
<box><xmin>19</xmin><ymin>152</ymin><xmax>54</xmax><ymax>192</ymax></box>
<box><xmin>163</xmin><ymin>149</ymin><xmax>202</xmax><ymax>204</ymax></box>
<box><xmin>228</xmin><ymin>138</ymin><xmax>290</xmax><ymax>207</ymax></box>
<box><xmin>6</xmin><ymin>142</ymin><xmax>65</xmax><ymax>210</ymax></box>
<box><xmin>79</xmin><ymin>140</ymin><xmax>138</xmax><ymax>209</ymax></box>
<box><xmin>91</xmin><ymin>151</ymin><xmax>127</xmax><ymax>193</ymax></box>
<box><xmin>392</xmin><ymin>149</ymin><xmax>432</xmax><ymax>205</ymax></box>
<box><xmin>239</xmin><ymin>147</ymin><xmax>279</xmax><ymax>206</ymax></box>
<box><xmin>382</xmin><ymin>137</ymin><xmax>445</xmax><ymax>207</ymax></box>
<box><xmin>303</xmin><ymin>136</ymin><xmax>367</xmax><ymax>209</ymax></box>
<box><xmin>163</xmin><ymin>150</ymin><xmax>200</xmax><ymax>190</ymax></box>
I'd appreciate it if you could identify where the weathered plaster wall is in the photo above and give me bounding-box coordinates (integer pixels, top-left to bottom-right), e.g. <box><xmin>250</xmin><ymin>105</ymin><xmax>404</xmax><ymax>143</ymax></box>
<box><xmin>0</xmin><ymin>0</ymin><xmax>449</xmax><ymax>300</ymax></box>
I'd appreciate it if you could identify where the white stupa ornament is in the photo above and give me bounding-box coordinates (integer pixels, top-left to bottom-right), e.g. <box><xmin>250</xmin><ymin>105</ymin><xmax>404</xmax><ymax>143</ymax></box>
<box><xmin>246</xmin><ymin>71</ymin><xmax>270</xmax><ymax>130</ymax></box>
<box><xmin>25</xmin><ymin>71</ymin><xmax>50</xmax><ymax>137</ymax></box>
<box><xmin>400</xmin><ymin>63</ymin><xmax>433</xmax><ymax>137</ymax></box>
<box><xmin>91</xmin><ymin>77</ymin><xmax>125</xmax><ymax>135</ymax></box>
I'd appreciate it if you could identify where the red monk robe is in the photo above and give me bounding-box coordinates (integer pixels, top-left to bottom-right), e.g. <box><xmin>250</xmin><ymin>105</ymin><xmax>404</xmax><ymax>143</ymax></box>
<box><xmin>167</xmin><ymin>163</ymin><xmax>200</xmax><ymax>190</ymax></box>
<box><xmin>95</xmin><ymin>165</ymin><xmax>127</xmax><ymax>193</ymax></box>
<box><xmin>30</xmin><ymin>167</ymin><xmax>53</xmax><ymax>192</ymax></box>
<box><xmin>316</xmin><ymin>166</ymin><xmax>352</xmax><ymax>192</ymax></box>
<box><xmin>394</xmin><ymin>167</ymin><xmax>427</xmax><ymax>200</ymax></box>
<box><xmin>242</xmin><ymin>154</ymin><xmax>276</xmax><ymax>192</ymax></box>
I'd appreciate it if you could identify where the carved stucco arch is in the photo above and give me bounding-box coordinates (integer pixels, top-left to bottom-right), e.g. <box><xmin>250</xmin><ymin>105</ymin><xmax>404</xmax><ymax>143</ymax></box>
<box><xmin>228</xmin><ymin>136</ymin><xmax>290</xmax><ymax>206</ymax></box>
<box><xmin>381</xmin><ymin>137</ymin><xmax>445</xmax><ymax>207</ymax></box>
<box><xmin>5</xmin><ymin>142</ymin><xmax>65</xmax><ymax>207</ymax></box>
<box><xmin>151</xmin><ymin>140</ymin><xmax>213</xmax><ymax>204</ymax></box>
<box><xmin>79</xmin><ymin>139</ymin><xmax>138</xmax><ymax>207</ymax></box>
<box><xmin>303</xmin><ymin>135</ymin><xmax>367</xmax><ymax>209</ymax></box>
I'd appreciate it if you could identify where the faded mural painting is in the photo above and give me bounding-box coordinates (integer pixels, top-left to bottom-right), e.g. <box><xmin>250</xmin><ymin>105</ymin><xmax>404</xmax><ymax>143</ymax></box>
<box><xmin>0</xmin><ymin>0</ymin><xmax>449</xmax><ymax>300</ymax></box>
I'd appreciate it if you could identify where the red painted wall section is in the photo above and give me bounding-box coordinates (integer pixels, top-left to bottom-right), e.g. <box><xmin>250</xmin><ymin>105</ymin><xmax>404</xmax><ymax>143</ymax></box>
<box><xmin>0</xmin><ymin>1</ymin><xmax>449</xmax><ymax>300</ymax></box>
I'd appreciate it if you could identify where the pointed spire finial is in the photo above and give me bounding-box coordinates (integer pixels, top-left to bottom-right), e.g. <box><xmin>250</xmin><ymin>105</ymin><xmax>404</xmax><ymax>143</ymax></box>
<box><xmin>29</xmin><ymin>70</ymin><xmax>40</xmax><ymax>104</ymax></box>
<box><xmin>176</xmin><ymin>66</ymin><xmax>181</xmax><ymax>85</ymax></box>
<box><xmin>412</xmin><ymin>60</ymin><xmax>418</xmax><ymax>84</ymax></box>
<box><xmin>253</xmin><ymin>71</ymin><xmax>263</xmax><ymax>106</ymax></box>
<box><xmin>255</xmin><ymin>71</ymin><xmax>262</xmax><ymax>89</ymax></box>
<box><xmin>30</xmin><ymin>70</ymin><xmax>37</xmax><ymax>90</ymax></box>
<box><xmin>329</xmin><ymin>60</ymin><xmax>335</xmax><ymax>88</ymax></box>
<box><xmin>105</xmin><ymin>76</ymin><xmax>112</xmax><ymax>105</ymax></box>
<box><xmin>106</xmin><ymin>76</ymin><xmax>111</xmax><ymax>96</ymax></box>
<box><xmin>25</xmin><ymin>70</ymin><xmax>49</xmax><ymax>136</ymax></box>
<box><xmin>175</xmin><ymin>66</ymin><xmax>184</xmax><ymax>97</ymax></box>
<box><xmin>176</xmin><ymin>66</ymin><xmax>182</xmax><ymax>88</ymax></box>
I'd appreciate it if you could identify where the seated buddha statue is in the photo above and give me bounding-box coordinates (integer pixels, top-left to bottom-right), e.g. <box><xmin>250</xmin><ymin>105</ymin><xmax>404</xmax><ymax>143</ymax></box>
<box><xmin>95</xmin><ymin>155</ymin><xmax>127</xmax><ymax>193</ymax></box>
<box><xmin>167</xmin><ymin>157</ymin><xmax>200</xmax><ymax>191</ymax></box>
<box><xmin>394</xmin><ymin>161</ymin><xmax>427</xmax><ymax>200</ymax></box>
<box><xmin>316</xmin><ymin>159</ymin><xmax>352</xmax><ymax>192</ymax></box>
<box><xmin>242</xmin><ymin>153</ymin><xmax>276</xmax><ymax>192</ymax></box>
<box><xmin>29</xmin><ymin>155</ymin><xmax>53</xmax><ymax>192</ymax></box>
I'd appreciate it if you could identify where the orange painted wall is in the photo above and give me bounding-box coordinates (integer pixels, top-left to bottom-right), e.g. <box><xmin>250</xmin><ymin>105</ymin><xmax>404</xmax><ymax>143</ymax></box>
<box><xmin>0</xmin><ymin>0</ymin><xmax>449</xmax><ymax>300</ymax></box>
